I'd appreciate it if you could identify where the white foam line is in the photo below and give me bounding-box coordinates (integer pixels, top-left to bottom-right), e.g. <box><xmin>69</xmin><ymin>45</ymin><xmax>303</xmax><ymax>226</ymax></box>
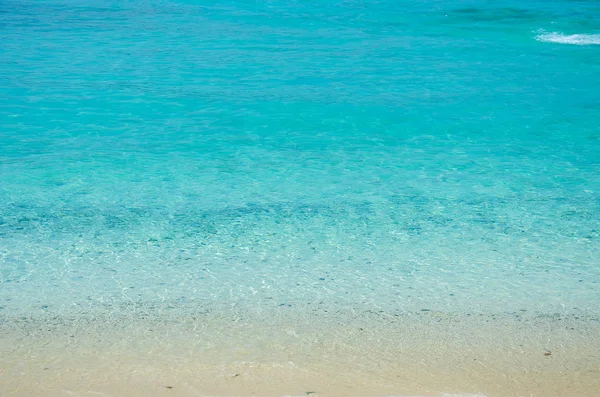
<box><xmin>535</xmin><ymin>31</ymin><xmax>600</xmax><ymax>45</ymax></box>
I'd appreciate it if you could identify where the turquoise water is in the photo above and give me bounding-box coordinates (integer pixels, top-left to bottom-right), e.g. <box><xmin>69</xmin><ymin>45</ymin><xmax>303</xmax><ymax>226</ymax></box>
<box><xmin>1</xmin><ymin>0</ymin><xmax>599</xmax><ymax>320</ymax></box>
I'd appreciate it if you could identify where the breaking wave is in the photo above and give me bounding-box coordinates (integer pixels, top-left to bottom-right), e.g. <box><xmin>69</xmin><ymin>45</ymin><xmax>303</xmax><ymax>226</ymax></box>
<box><xmin>535</xmin><ymin>31</ymin><xmax>600</xmax><ymax>45</ymax></box>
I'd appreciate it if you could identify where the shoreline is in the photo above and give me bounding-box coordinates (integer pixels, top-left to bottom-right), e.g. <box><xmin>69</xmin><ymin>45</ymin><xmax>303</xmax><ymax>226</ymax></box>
<box><xmin>2</xmin><ymin>307</ymin><xmax>599</xmax><ymax>397</ymax></box>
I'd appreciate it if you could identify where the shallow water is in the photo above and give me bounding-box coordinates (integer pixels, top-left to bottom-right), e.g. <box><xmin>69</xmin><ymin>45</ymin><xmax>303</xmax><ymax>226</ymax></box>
<box><xmin>1</xmin><ymin>0</ymin><xmax>600</xmax><ymax>395</ymax></box>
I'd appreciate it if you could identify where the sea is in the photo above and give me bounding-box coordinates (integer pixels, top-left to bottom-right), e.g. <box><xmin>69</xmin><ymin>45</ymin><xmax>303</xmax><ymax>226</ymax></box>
<box><xmin>1</xmin><ymin>0</ymin><xmax>599</xmax><ymax>396</ymax></box>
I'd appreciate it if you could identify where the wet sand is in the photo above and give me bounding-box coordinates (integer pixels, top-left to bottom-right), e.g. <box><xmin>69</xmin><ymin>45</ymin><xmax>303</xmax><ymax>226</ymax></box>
<box><xmin>1</xmin><ymin>306</ymin><xmax>599</xmax><ymax>397</ymax></box>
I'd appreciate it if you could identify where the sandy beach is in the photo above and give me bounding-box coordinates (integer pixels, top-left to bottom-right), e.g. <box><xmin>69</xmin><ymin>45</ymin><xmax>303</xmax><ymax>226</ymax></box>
<box><xmin>2</xmin><ymin>306</ymin><xmax>599</xmax><ymax>397</ymax></box>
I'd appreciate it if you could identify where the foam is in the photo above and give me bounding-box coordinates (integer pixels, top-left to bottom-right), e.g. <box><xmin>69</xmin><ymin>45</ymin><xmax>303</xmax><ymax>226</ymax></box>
<box><xmin>535</xmin><ymin>31</ymin><xmax>600</xmax><ymax>45</ymax></box>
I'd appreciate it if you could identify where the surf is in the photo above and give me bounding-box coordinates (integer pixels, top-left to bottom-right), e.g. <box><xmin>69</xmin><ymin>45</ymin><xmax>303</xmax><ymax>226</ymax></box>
<box><xmin>535</xmin><ymin>31</ymin><xmax>600</xmax><ymax>45</ymax></box>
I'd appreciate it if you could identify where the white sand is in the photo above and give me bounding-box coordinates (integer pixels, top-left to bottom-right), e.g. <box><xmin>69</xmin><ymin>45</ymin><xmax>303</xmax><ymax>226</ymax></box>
<box><xmin>1</xmin><ymin>307</ymin><xmax>599</xmax><ymax>396</ymax></box>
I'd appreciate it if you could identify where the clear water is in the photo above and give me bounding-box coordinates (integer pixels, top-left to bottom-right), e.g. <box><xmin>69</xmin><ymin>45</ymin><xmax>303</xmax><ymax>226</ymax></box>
<box><xmin>1</xmin><ymin>0</ymin><xmax>599</xmax><ymax>321</ymax></box>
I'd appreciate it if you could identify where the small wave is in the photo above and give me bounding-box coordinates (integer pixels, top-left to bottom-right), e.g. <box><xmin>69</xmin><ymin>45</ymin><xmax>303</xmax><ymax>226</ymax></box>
<box><xmin>535</xmin><ymin>31</ymin><xmax>600</xmax><ymax>45</ymax></box>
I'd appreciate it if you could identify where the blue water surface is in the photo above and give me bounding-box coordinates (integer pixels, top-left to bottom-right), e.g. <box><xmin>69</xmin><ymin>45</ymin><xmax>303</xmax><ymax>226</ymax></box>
<box><xmin>1</xmin><ymin>0</ymin><xmax>599</xmax><ymax>317</ymax></box>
